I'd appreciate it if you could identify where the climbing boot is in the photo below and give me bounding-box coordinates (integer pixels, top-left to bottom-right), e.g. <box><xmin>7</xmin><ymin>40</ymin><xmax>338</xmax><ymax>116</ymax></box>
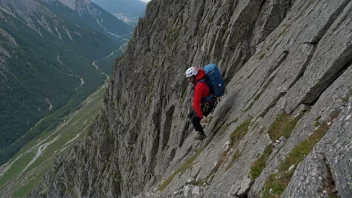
<box><xmin>194</xmin><ymin>131</ymin><xmax>206</xmax><ymax>141</ymax></box>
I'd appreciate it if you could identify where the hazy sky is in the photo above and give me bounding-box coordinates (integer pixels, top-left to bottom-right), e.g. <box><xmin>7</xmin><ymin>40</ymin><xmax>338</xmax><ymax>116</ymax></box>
<box><xmin>140</xmin><ymin>0</ymin><xmax>151</xmax><ymax>2</ymax></box>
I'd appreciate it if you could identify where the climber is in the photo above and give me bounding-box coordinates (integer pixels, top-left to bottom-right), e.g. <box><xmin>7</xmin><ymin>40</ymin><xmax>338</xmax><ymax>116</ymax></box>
<box><xmin>186</xmin><ymin>67</ymin><xmax>215</xmax><ymax>141</ymax></box>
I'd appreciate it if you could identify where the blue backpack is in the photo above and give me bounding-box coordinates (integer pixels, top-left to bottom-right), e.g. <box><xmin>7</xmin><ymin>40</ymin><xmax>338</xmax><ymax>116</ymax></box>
<box><xmin>203</xmin><ymin>64</ymin><xmax>225</xmax><ymax>97</ymax></box>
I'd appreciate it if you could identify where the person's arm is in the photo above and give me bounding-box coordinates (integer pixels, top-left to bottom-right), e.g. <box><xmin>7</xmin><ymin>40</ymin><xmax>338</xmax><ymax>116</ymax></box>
<box><xmin>193</xmin><ymin>83</ymin><xmax>205</xmax><ymax>119</ymax></box>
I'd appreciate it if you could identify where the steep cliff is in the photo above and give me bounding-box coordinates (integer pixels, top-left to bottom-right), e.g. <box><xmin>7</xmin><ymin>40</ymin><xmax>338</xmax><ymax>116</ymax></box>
<box><xmin>30</xmin><ymin>0</ymin><xmax>352</xmax><ymax>197</ymax></box>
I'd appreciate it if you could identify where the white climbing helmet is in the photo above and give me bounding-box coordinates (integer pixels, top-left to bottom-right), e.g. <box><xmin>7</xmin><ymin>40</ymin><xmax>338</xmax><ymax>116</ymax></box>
<box><xmin>185</xmin><ymin>67</ymin><xmax>198</xmax><ymax>78</ymax></box>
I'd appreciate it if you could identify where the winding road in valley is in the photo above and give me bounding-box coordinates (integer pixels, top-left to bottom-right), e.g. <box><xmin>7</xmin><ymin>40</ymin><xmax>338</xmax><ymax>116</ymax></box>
<box><xmin>92</xmin><ymin>40</ymin><xmax>129</xmax><ymax>80</ymax></box>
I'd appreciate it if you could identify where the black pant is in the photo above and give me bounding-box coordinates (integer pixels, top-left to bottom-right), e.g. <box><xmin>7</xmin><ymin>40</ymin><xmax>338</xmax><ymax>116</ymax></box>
<box><xmin>188</xmin><ymin>102</ymin><xmax>214</xmax><ymax>133</ymax></box>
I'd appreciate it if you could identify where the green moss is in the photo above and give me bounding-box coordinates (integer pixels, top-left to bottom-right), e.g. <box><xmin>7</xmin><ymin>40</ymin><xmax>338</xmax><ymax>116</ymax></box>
<box><xmin>113</xmin><ymin>170</ymin><xmax>122</xmax><ymax>185</ymax></box>
<box><xmin>180</xmin><ymin>88</ymin><xmax>188</xmax><ymax>103</ymax></box>
<box><xmin>314</xmin><ymin>116</ymin><xmax>321</xmax><ymax>127</ymax></box>
<box><xmin>259</xmin><ymin>51</ymin><xmax>267</xmax><ymax>60</ymax></box>
<box><xmin>158</xmin><ymin>148</ymin><xmax>204</xmax><ymax>191</ymax></box>
<box><xmin>254</xmin><ymin>93</ymin><xmax>262</xmax><ymax>101</ymax></box>
<box><xmin>250</xmin><ymin>145</ymin><xmax>273</xmax><ymax>179</ymax></box>
<box><xmin>226</xmin><ymin>150</ymin><xmax>241</xmax><ymax>170</ymax></box>
<box><xmin>343</xmin><ymin>96</ymin><xmax>349</xmax><ymax>102</ymax></box>
<box><xmin>342</xmin><ymin>88</ymin><xmax>352</xmax><ymax>102</ymax></box>
<box><xmin>232</xmin><ymin>150</ymin><xmax>241</xmax><ymax>162</ymax></box>
<box><xmin>190</xmin><ymin>179</ymin><xmax>205</xmax><ymax>186</ymax></box>
<box><xmin>328</xmin><ymin>193</ymin><xmax>340</xmax><ymax>198</ymax></box>
<box><xmin>262</xmin><ymin>124</ymin><xmax>330</xmax><ymax>197</ymax></box>
<box><xmin>278</xmin><ymin>27</ymin><xmax>289</xmax><ymax>37</ymax></box>
<box><xmin>145</xmin><ymin>81</ymin><xmax>154</xmax><ymax>105</ymax></box>
<box><xmin>268</xmin><ymin>113</ymin><xmax>299</xmax><ymax>141</ymax></box>
<box><xmin>230</xmin><ymin>119</ymin><xmax>251</xmax><ymax>148</ymax></box>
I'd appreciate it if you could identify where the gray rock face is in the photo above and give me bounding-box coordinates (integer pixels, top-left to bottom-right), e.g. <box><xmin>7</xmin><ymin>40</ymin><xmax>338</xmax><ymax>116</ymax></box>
<box><xmin>283</xmin><ymin>100</ymin><xmax>352</xmax><ymax>197</ymax></box>
<box><xmin>30</xmin><ymin>0</ymin><xmax>352</xmax><ymax>198</ymax></box>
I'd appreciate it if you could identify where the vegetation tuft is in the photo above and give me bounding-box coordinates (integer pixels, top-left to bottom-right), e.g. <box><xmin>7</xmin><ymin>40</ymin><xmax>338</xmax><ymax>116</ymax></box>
<box><xmin>190</xmin><ymin>179</ymin><xmax>205</xmax><ymax>187</ymax></box>
<box><xmin>259</xmin><ymin>51</ymin><xmax>267</xmax><ymax>60</ymax></box>
<box><xmin>230</xmin><ymin>119</ymin><xmax>251</xmax><ymax>148</ymax></box>
<box><xmin>250</xmin><ymin>145</ymin><xmax>273</xmax><ymax>179</ymax></box>
<box><xmin>268</xmin><ymin>113</ymin><xmax>299</xmax><ymax>141</ymax></box>
<box><xmin>226</xmin><ymin>150</ymin><xmax>241</xmax><ymax>171</ymax></box>
<box><xmin>314</xmin><ymin>116</ymin><xmax>321</xmax><ymax>127</ymax></box>
<box><xmin>262</xmin><ymin>124</ymin><xmax>330</xmax><ymax>197</ymax></box>
<box><xmin>342</xmin><ymin>88</ymin><xmax>352</xmax><ymax>102</ymax></box>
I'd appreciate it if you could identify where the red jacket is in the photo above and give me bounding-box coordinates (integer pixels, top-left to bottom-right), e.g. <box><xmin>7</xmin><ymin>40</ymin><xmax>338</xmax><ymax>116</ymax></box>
<box><xmin>192</xmin><ymin>69</ymin><xmax>211</xmax><ymax>119</ymax></box>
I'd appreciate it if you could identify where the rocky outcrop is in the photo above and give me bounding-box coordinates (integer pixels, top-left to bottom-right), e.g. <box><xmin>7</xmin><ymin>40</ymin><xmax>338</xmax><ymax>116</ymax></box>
<box><xmin>30</xmin><ymin>0</ymin><xmax>352</xmax><ymax>197</ymax></box>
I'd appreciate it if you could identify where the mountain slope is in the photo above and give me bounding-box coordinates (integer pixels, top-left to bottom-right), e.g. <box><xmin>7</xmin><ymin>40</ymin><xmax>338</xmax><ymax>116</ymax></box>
<box><xmin>91</xmin><ymin>0</ymin><xmax>147</xmax><ymax>26</ymax></box>
<box><xmin>0</xmin><ymin>82</ymin><xmax>107</xmax><ymax>198</ymax></box>
<box><xmin>0</xmin><ymin>0</ymin><xmax>130</xmax><ymax>166</ymax></box>
<box><xmin>47</xmin><ymin>0</ymin><xmax>133</xmax><ymax>42</ymax></box>
<box><xmin>91</xmin><ymin>0</ymin><xmax>146</xmax><ymax>16</ymax></box>
<box><xmin>30</xmin><ymin>0</ymin><xmax>352</xmax><ymax>198</ymax></box>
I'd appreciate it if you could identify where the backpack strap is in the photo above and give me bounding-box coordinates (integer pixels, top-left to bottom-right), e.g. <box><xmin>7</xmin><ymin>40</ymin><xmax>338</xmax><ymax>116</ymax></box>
<box><xmin>199</xmin><ymin>79</ymin><xmax>207</xmax><ymax>83</ymax></box>
<box><xmin>190</xmin><ymin>79</ymin><xmax>206</xmax><ymax>96</ymax></box>
<box><xmin>203</xmin><ymin>95</ymin><xmax>213</xmax><ymax>102</ymax></box>
<box><xmin>190</xmin><ymin>78</ymin><xmax>214</xmax><ymax>102</ymax></box>
<box><xmin>190</xmin><ymin>78</ymin><xmax>215</xmax><ymax>102</ymax></box>
<box><xmin>198</xmin><ymin>78</ymin><xmax>214</xmax><ymax>102</ymax></box>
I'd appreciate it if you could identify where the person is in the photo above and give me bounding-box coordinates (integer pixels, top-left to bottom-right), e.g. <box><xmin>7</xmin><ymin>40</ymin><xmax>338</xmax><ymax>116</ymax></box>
<box><xmin>186</xmin><ymin>67</ymin><xmax>214</xmax><ymax>140</ymax></box>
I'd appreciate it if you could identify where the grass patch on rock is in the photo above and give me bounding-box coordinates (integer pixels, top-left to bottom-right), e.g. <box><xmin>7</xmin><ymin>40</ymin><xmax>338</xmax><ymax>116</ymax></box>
<box><xmin>254</xmin><ymin>92</ymin><xmax>262</xmax><ymax>101</ymax></box>
<box><xmin>180</xmin><ymin>87</ymin><xmax>188</xmax><ymax>103</ymax></box>
<box><xmin>190</xmin><ymin>179</ymin><xmax>205</xmax><ymax>187</ymax></box>
<box><xmin>259</xmin><ymin>51</ymin><xmax>267</xmax><ymax>60</ymax></box>
<box><xmin>342</xmin><ymin>88</ymin><xmax>352</xmax><ymax>102</ymax></box>
<box><xmin>268</xmin><ymin>113</ymin><xmax>299</xmax><ymax>141</ymax></box>
<box><xmin>230</xmin><ymin>119</ymin><xmax>251</xmax><ymax>148</ymax></box>
<box><xmin>314</xmin><ymin>116</ymin><xmax>321</xmax><ymax>127</ymax></box>
<box><xmin>262</xmin><ymin>124</ymin><xmax>330</xmax><ymax>197</ymax></box>
<box><xmin>226</xmin><ymin>150</ymin><xmax>241</xmax><ymax>171</ymax></box>
<box><xmin>250</xmin><ymin>145</ymin><xmax>273</xmax><ymax>179</ymax></box>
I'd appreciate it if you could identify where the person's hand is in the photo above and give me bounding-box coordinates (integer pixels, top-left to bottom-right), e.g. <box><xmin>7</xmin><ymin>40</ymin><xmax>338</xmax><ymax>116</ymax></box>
<box><xmin>200</xmin><ymin>117</ymin><xmax>208</xmax><ymax>124</ymax></box>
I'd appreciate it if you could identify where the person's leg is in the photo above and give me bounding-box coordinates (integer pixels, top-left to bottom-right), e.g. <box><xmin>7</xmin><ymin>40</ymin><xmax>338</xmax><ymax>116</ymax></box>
<box><xmin>188</xmin><ymin>108</ymin><xmax>204</xmax><ymax>132</ymax></box>
<box><xmin>191</xmin><ymin>116</ymin><xmax>204</xmax><ymax>132</ymax></box>
<box><xmin>188</xmin><ymin>108</ymin><xmax>206</xmax><ymax>140</ymax></box>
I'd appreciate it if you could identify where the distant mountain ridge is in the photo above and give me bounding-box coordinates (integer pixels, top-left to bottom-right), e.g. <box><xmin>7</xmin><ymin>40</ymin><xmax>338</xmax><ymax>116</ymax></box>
<box><xmin>0</xmin><ymin>0</ymin><xmax>131</xmax><ymax>165</ymax></box>
<box><xmin>91</xmin><ymin>0</ymin><xmax>147</xmax><ymax>26</ymax></box>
